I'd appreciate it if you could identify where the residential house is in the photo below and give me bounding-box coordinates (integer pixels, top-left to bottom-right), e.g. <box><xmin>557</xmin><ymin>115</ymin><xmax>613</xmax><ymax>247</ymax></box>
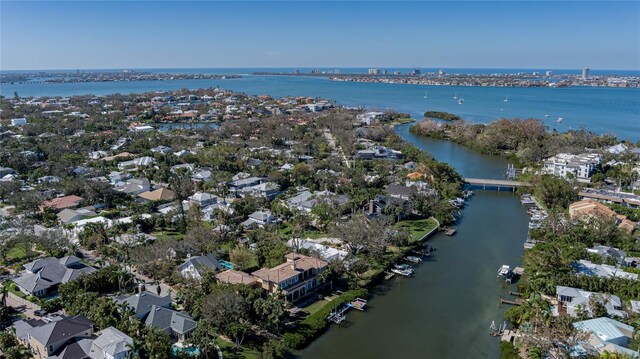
<box><xmin>578</xmin><ymin>188</ymin><xmax>640</xmax><ymax>209</ymax></box>
<box><xmin>13</xmin><ymin>315</ymin><xmax>94</xmax><ymax>359</ymax></box>
<box><xmin>215</xmin><ymin>270</ymin><xmax>258</xmax><ymax>286</ymax></box>
<box><xmin>586</xmin><ymin>245</ymin><xmax>628</xmax><ymax>264</ymax></box>
<box><xmin>41</xmin><ymin>195</ymin><xmax>84</xmax><ymax>211</ymax></box>
<box><xmin>251</xmin><ymin>253</ymin><xmax>328</xmax><ymax>302</ymax></box>
<box><xmin>569</xmin><ymin>199</ymin><xmax>637</xmax><ymax>233</ymax></box>
<box><xmin>574</xmin><ymin>260</ymin><xmax>638</xmax><ymax>281</ymax></box>
<box><xmin>13</xmin><ymin>256</ymin><xmax>96</xmax><ymax>297</ymax></box>
<box><xmin>11</xmin><ymin>117</ymin><xmax>28</xmax><ymax>126</ymax></box>
<box><xmin>117</xmin><ymin>156</ymin><xmax>155</xmax><ymax>171</ymax></box>
<box><xmin>144</xmin><ymin>305</ymin><xmax>197</xmax><ymax>341</ymax></box>
<box><xmin>191</xmin><ymin>169</ymin><xmax>212</xmax><ymax>182</ymax></box>
<box><xmin>242</xmin><ymin>210</ymin><xmax>276</xmax><ymax>228</ymax></box>
<box><xmin>542</xmin><ymin>153</ymin><xmax>601</xmax><ymax>182</ymax></box>
<box><xmin>573</xmin><ymin>317</ymin><xmax>638</xmax><ymax>358</ymax></box>
<box><xmin>115</xmin><ymin>178</ymin><xmax>150</xmax><ymax>195</ymax></box>
<box><xmin>87</xmin><ymin>327</ymin><xmax>133</xmax><ymax>359</ymax></box>
<box><xmin>555</xmin><ymin>286</ymin><xmax>626</xmax><ymax>318</ymax></box>
<box><xmin>239</xmin><ymin>182</ymin><xmax>280</xmax><ymax>199</ymax></box>
<box><xmin>151</xmin><ymin>145</ymin><xmax>172</xmax><ymax>154</ymax></box>
<box><xmin>189</xmin><ymin>192</ymin><xmax>217</xmax><ymax>207</ymax></box>
<box><xmin>287</xmin><ymin>238</ymin><xmax>348</xmax><ymax>262</ymax></box>
<box><xmin>57</xmin><ymin>208</ymin><xmax>98</xmax><ymax>225</ymax></box>
<box><xmin>178</xmin><ymin>253</ymin><xmax>223</xmax><ymax>280</ymax></box>
<box><xmin>137</xmin><ymin>188</ymin><xmax>176</xmax><ymax>202</ymax></box>
<box><xmin>115</xmin><ymin>291</ymin><xmax>171</xmax><ymax>320</ymax></box>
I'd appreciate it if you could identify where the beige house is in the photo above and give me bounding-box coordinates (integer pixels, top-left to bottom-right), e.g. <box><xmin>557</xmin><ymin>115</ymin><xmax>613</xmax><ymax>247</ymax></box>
<box><xmin>251</xmin><ymin>253</ymin><xmax>328</xmax><ymax>302</ymax></box>
<box><xmin>569</xmin><ymin>199</ymin><xmax>636</xmax><ymax>233</ymax></box>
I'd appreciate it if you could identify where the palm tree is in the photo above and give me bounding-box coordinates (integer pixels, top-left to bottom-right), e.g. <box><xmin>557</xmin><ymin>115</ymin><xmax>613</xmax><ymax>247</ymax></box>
<box><xmin>125</xmin><ymin>339</ymin><xmax>143</xmax><ymax>359</ymax></box>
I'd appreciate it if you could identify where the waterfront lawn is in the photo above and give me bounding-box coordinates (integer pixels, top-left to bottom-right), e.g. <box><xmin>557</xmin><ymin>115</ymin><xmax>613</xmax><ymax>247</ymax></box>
<box><xmin>394</xmin><ymin>218</ymin><xmax>438</xmax><ymax>242</ymax></box>
<box><xmin>216</xmin><ymin>339</ymin><xmax>259</xmax><ymax>359</ymax></box>
<box><xmin>301</xmin><ymin>298</ymin><xmax>330</xmax><ymax>315</ymax></box>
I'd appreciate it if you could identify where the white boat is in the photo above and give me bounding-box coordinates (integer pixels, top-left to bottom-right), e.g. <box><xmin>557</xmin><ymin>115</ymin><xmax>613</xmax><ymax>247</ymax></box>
<box><xmin>544</xmin><ymin>114</ymin><xmax>550</xmax><ymax>118</ymax></box>
<box><xmin>405</xmin><ymin>256</ymin><xmax>422</xmax><ymax>263</ymax></box>
<box><xmin>453</xmin><ymin>92</ymin><xmax>458</xmax><ymax>99</ymax></box>
<box><xmin>497</xmin><ymin>265</ymin><xmax>511</xmax><ymax>277</ymax></box>
<box><xmin>391</xmin><ymin>268</ymin><xmax>414</xmax><ymax>277</ymax></box>
<box><xmin>557</xmin><ymin>117</ymin><xmax>563</xmax><ymax>123</ymax></box>
<box><xmin>424</xmin><ymin>91</ymin><xmax>428</xmax><ymax>99</ymax></box>
<box><xmin>394</xmin><ymin>263</ymin><xmax>412</xmax><ymax>270</ymax></box>
<box><xmin>503</xmin><ymin>95</ymin><xmax>509</xmax><ymax>102</ymax></box>
<box><xmin>458</xmin><ymin>98</ymin><xmax>464</xmax><ymax>105</ymax></box>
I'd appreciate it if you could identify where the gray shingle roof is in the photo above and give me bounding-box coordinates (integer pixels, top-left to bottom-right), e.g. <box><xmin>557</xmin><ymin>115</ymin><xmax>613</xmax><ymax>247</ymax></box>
<box><xmin>89</xmin><ymin>327</ymin><xmax>132</xmax><ymax>359</ymax></box>
<box><xmin>115</xmin><ymin>291</ymin><xmax>171</xmax><ymax>318</ymax></box>
<box><xmin>144</xmin><ymin>305</ymin><xmax>196</xmax><ymax>335</ymax></box>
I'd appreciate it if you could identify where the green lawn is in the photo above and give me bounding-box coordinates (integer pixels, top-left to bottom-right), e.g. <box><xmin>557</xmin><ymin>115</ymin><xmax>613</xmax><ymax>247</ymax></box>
<box><xmin>216</xmin><ymin>339</ymin><xmax>260</xmax><ymax>359</ymax></box>
<box><xmin>150</xmin><ymin>231</ymin><xmax>184</xmax><ymax>241</ymax></box>
<box><xmin>394</xmin><ymin>217</ymin><xmax>439</xmax><ymax>242</ymax></box>
<box><xmin>6</xmin><ymin>245</ymin><xmax>37</xmax><ymax>261</ymax></box>
<box><xmin>301</xmin><ymin>298</ymin><xmax>330</xmax><ymax>315</ymax></box>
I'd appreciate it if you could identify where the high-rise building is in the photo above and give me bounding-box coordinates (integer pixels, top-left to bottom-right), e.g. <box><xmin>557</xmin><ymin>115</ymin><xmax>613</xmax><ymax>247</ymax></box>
<box><xmin>368</xmin><ymin>68</ymin><xmax>381</xmax><ymax>75</ymax></box>
<box><xmin>545</xmin><ymin>70</ymin><xmax>553</xmax><ymax>76</ymax></box>
<box><xmin>582</xmin><ymin>67</ymin><xmax>590</xmax><ymax>80</ymax></box>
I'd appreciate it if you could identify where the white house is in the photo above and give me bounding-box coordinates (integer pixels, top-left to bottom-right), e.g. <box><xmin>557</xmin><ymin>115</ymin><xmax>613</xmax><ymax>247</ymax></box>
<box><xmin>543</xmin><ymin>153</ymin><xmax>601</xmax><ymax>182</ymax></box>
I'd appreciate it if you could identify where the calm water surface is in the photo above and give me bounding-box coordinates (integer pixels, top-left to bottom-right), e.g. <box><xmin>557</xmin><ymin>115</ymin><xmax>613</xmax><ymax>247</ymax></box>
<box><xmin>298</xmin><ymin>127</ymin><xmax>528</xmax><ymax>359</ymax></box>
<box><xmin>3</xmin><ymin>73</ymin><xmax>638</xmax><ymax>140</ymax></box>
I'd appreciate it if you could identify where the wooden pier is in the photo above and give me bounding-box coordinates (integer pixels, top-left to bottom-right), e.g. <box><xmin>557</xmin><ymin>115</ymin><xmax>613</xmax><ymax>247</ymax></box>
<box><xmin>500</xmin><ymin>298</ymin><xmax>524</xmax><ymax>306</ymax></box>
<box><xmin>443</xmin><ymin>227</ymin><xmax>457</xmax><ymax>236</ymax></box>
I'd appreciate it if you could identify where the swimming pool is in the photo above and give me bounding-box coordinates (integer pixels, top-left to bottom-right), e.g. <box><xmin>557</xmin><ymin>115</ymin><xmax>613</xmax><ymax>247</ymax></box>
<box><xmin>219</xmin><ymin>260</ymin><xmax>234</xmax><ymax>270</ymax></box>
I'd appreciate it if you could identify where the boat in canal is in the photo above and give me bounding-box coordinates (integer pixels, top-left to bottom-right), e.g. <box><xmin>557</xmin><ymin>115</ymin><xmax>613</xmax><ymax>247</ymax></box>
<box><xmin>391</xmin><ymin>267</ymin><xmax>414</xmax><ymax>277</ymax></box>
<box><xmin>497</xmin><ymin>265</ymin><xmax>512</xmax><ymax>277</ymax></box>
<box><xmin>405</xmin><ymin>255</ymin><xmax>422</xmax><ymax>263</ymax></box>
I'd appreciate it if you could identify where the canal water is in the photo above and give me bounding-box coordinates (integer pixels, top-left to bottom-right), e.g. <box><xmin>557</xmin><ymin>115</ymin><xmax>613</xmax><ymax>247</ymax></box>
<box><xmin>297</xmin><ymin>125</ymin><xmax>530</xmax><ymax>359</ymax></box>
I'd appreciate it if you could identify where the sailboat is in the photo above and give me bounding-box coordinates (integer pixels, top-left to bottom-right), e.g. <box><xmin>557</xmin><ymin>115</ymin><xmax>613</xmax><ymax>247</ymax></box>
<box><xmin>458</xmin><ymin>97</ymin><xmax>464</xmax><ymax>105</ymax></box>
<box><xmin>503</xmin><ymin>95</ymin><xmax>509</xmax><ymax>102</ymax></box>
<box><xmin>453</xmin><ymin>92</ymin><xmax>458</xmax><ymax>100</ymax></box>
<box><xmin>557</xmin><ymin>117</ymin><xmax>563</xmax><ymax>123</ymax></box>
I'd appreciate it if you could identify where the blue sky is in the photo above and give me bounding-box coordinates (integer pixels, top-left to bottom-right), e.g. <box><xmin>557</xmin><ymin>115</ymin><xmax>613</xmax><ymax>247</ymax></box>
<box><xmin>1</xmin><ymin>1</ymin><xmax>639</xmax><ymax>70</ymax></box>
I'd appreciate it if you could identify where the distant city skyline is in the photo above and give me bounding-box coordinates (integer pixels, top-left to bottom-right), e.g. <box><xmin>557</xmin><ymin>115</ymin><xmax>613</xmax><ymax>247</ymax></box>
<box><xmin>1</xmin><ymin>1</ymin><xmax>639</xmax><ymax>71</ymax></box>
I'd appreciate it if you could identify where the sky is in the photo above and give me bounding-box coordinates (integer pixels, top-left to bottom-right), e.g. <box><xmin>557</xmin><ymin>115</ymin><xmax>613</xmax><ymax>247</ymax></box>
<box><xmin>1</xmin><ymin>1</ymin><xmax>639</xmax><ymax>70</ymax></box>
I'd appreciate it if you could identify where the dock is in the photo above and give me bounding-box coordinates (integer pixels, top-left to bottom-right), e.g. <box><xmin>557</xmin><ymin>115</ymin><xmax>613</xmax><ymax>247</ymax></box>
<box><xmin>443</xmin><ymin>227</ymin><xmax>457</xmax><ymax>236</ymax></box>
<box><xmin>500</xmin><ymin>298</ymin><xmax>524</xmax><ymax>306</ymax></box>
<box><xmin>328</xmin><ymin>305</ymin><xmax>350</xmax><ymax>324</ymax></box>
<box><xmin>384</xmin><ymin>271</ymin><xmax>395</xmax><ymax>280</ymax></box>
<box><xmin>350</xmin><ymin>298</ymin><xmax>368</xmax><ymax>311</ymax></box>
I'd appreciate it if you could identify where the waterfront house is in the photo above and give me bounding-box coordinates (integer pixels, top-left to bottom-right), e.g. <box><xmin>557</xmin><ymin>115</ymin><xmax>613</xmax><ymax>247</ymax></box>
<box><xmin>287</xmin><ymin>238</ymin><xmax>348</xmax><ymax>262</ymax></box>
<box><xmin>13</xmin><ymin>315</ymin><xmax>94</xmax><ymax>359</ymax></box>
<box><xmin>569</xmin><ymin>199</ymin><xmax>637</xmax><ymax>233</ymax></box>
<box><xmin>178</xmin><ymin>253</ymin><xmax>223</xmax><ymax>280</ymax></box>
<box><xmin>574</xmin><ymin>260</ymin><xmax>638</xmax><ymax>281</ymax></box>
<box><xmin>586</xmin><ymin>245</ymin><xmax>627</xmax><ymax>264</ymax></box>
<box><xmin>13</xmin><ymin>256</ymin><xmax>96</xmax><ymax>297</ymax></box>
<box><xmin>144</xmin><ymin>305</ymin><xmax>197</xmax><ymax>341</ymax></box>
<box><xmin>555</xmin><ymin>286</ymin><xmax>626</xmax><ymax>318</ymax></box>
<box><xmin>542</xmin><ymin>153</ymin><xmax>601</xmax><ymax>182</ymax></box>
<box><xmin>573</xmin><ymin>317</ymin><xmax>638</xmax><ymax>358</ymax></box>
<box><xmin>578</xmin><ymin>188</ymin><xmax>640</xmax><ymax>209</ymax></box>
<box><xmin>251</xmin><ymin>253</ymin><xmax>328</xmax><ymax>303</ymax></box>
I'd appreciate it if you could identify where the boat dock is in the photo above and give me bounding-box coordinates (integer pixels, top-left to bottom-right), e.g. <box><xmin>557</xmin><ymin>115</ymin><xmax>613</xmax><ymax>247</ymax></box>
<box><xmin>499</xmin><ymin>298</ymin><xmax>524</xmax><ymax>306</ymax></box>
<box><xmin>328</xmin><ymin>298</ymin><xmax>368</xmax><ymax>324</ymax></box>
<box><xmin>443</xmin><ymin>227</ymin><xmax>457</xmax><ymax>236</ymax></box>
<box><xmin>384</xmin><ymin>271</ymin><xmax>395</xmax><ymax>280</ymax></box>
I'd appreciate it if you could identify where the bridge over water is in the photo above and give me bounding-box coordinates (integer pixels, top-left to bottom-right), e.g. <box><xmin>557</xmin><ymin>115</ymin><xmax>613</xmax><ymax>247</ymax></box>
<box><xmin>463</xmin><ymin>178</ymin><xmax>530</xmax><ymax>191</ymax></box>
